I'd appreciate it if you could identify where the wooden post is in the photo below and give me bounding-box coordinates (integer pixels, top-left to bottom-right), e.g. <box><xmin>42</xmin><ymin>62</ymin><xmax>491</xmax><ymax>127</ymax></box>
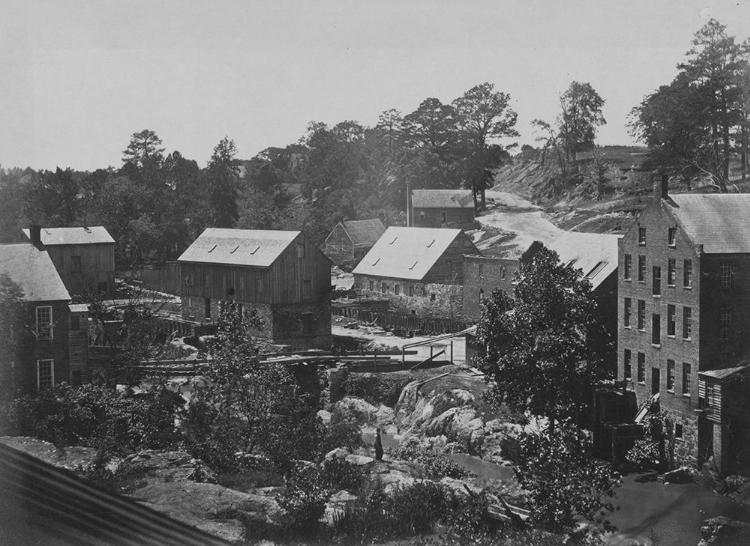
<box><xmin>451</xmin><ymin>340</ymin><xmax>453</xmax><ymax>363</ymax></box>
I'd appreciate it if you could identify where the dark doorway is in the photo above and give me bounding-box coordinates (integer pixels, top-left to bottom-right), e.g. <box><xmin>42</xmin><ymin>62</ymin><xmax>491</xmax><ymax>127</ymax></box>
<box><xmin>652</xmin><ymin>368</ymin><xmax>660</xmax><ymax>395</ymax></box>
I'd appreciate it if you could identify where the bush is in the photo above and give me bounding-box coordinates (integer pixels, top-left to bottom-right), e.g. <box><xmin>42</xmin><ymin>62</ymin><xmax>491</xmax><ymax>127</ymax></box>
<box><xmin>626</xmin><ymin>412</ymin><xmax>675</xmax><ymax>472</ymax></box>
<box><xmin>343</xmin><ymin>373</ymin><xmax>414</xmax><ymax>407</ymax></box>
<box><xmin>276</xmin><ymin>465</ymin><xmax>332</xmax><ymax>538</ymax></box>
<box><xmin>320</xmin><ymin>407</ymin><xmax>365</xmax><ymax>455</ymax></box>
<box><xmin>388</xmin><ymin>445</ymin><xmax>474</xmax><ymax>479</ymax></box>
<box><xmin>318</xmin><ymin>457</ymin><xmax>369</xmax><ymax>493</ymax></box>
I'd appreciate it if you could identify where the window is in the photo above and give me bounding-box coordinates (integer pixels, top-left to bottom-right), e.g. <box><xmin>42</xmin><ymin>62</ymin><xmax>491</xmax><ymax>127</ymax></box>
<box><xmin>97</xmin><ymin>281</ymin><xmax>108</xmax><ymax>294</ymax></box>
<box><xmin>682</xmin><ymin>363</ymin><xmax>692</xmax><ymax>396</ymax></box>
<box><xmin>369</xmin><ymin>280</ymin><xmax>374</xmax><ymax>291</ymax></box>
<box><xmin>303</xmin><ymin>280</ymin><xmax>312</xmax><ymax>301</ymax></box>
<box><xmin>667</xmin><ymin>360</ymin><xmax>675</xmax><ymax>392</ymax></box>
<box><xmin>652</xmin><ymin>313</ymin><xmax>661</xmax><ymax>345</ymax></box>
<box><xmin>381</xmin><ymin>282</ymin><xmax>387</xmax><ymax>294</ymax></box>
<box><xmin>683</xmin><ymin>307</ymin><xmax>692</xmax><ymax>339</ymax></box>
<box><xmin>652</xmin><ymin>266</ymin><xmax>661</xmax><ymax>296</ymax></box>
<box><xmin>638</xmin><ymin>227</ymin><xmax>646</xmax><ymax>245</ymax></box>
<box><xmin>720</xmin><ymin>309</ymin><xmax>731</xmax><ymax>341</ymax></box>
<box><xmin>638</xmin><ymin>255</ymin><xmax>646</xmax><ymax>282</ymax></box>
<box><xmin>71</xmin><ymin>255</ymin><xmax>82</xmax><ymax>272</ymax></box>
<box><xmin>203</xmin><ymin>272</ymin><xmax>210</xmax><ymax>288</ymax></box>
<box><xmin>637</xmin><ymin>353</ymin><xmax>646</xmax><ymax>383</ymax></box>
<box><xmin>721</xmin><ymin>262</ymin><xmax>732</xmax><ymax>288</ymax></box>
<box><xmin>637</xmin><ymin>300</ymin><xmax>646</xmax><ymax>330</ymax></box>
<box><xmin>296</xmin><ymin>243</ymin><xmax>305</xmax><ymax>258</ymax></box>
<box><xmin>684</xmin><ymin>259</ymin><xmax>692</xmax><ymax>288</ymax></box>
<box><xmin>70</xmin><ymin>315</ymin><xmax>80</xmax><ymax>331</ymax></box>
<box><xmin>430</xmin><ymin>294</ymin><xmax>436</xmax><ymax>302</ymax></box>
<box><xmin>257</xmin><ymin>278</ymin><xmax>264</xmax><ymax>294</ymax></box>
<box><xmin>37</xmin><ymin>360</ymin><xmax>54</xmax><ymax>391</ymax></box>
<box><xmin>624</xmin><ymin>298</ymin><xmax>631</xmax><ymax>327</ymax></box>
<box><xmin>394</xmin><ymin>284</ymin><xmax>400</xmax><ymax>296</ymax></box>
<box><xmin>501</xmin><ymin>267</ymin><xmax>506</xmax><ymax>280</ymax></box>
<box><xmin>667</xmin><ymin>305</ymin><xmax>676</xmax><ymax>336</ymax></box>
<box><xmin>479</xmin><ymin>289</ymin><xmax>485</xmax><ymax>303</ymax></box>
<box><xmin>36</xmin><ymin>306</ymin><xmax>52</xmax><ymax>339</ymax></box>
<box><xmin>706</xmin><ymin>382</ymin><xmax>715</xmax><ymax>410</ymax></box>
<box><xmin>302</xmin><ymin>313</ymin><xmax>313</xmax><ymax>335</ymax></box>
<box><xmin>667</xmin><ymin>259</ymin><xmax>676</xmax><ymax>286</ymax></box>
<box><xmin>624</xmin><ymin>349</ymin><xmax>632</xmax><ymax>381</ymax></box>
<box><xmin>440</xmin><ymin>211</ymin><xmax>447</xmax><ymax>224</ymax></box>
<box><xmin>624</xmin><ymin>254</ymin><xmax>632</xmax><ymax>280</ymax></box>
<box><xmin>239</xmin><ymin>276</ymin><xmax>245</xmax><ymax>292</ymax></box>
<box><xmin>668</xmin><ymin>227</ymin><xmax>677</xmax><ymax>246</ymax></box>
<box><xmin>675</xmin><ymin>423</ymin><xmax>683</xmax><ymax>440</ymax></box>
<box><xmin>204</xmin><ymin>298</ymin><xmax>211</xmax><ymax>319</ymax></box>
<box><xmin>478</xmin><ymin>264</ymin><xmax>484</xmax><ymax>277</ymax></box>
<box><xmin>409</xmin><ymin>286</ymin><xmax>414</xmax><ymax>297</ymax></box>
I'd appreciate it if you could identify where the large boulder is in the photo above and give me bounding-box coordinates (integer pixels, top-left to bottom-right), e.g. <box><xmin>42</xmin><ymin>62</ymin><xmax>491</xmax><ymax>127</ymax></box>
<box><xmin>700</xmin><ymin>516</ymin><xmax>750</xmax><ymax>546</ymax></box>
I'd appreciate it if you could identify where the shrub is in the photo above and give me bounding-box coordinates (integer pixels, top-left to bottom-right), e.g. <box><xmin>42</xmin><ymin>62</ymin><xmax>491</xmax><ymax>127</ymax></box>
<box><xmin>626</xmin><ymin>412</ymin><xmax>675</xmax><ymax>472</ymax></box>
<box><xmin>318</xmin><ymin>457</ymin><xmax>369</xmax><ymax>493</ymax></box>
<box><xmin>276</xmin><ymin>465</ymin><xmax>332</xmax><ymax>538</ymax></box>
<box><xmin>388</xmin><ymin>445</ymin><xmax>473</xmax><ymax>479</ymax></box>
<box><xmin>320</xmin><ymin>407</ymin><xmax>365</xmax><ymax>455</ymax></box>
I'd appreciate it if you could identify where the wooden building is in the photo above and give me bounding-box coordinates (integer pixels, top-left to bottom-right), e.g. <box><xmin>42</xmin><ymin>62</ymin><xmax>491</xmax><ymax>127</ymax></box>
<box><xmin>352</xmin><ymin>227</ymin><xmax>479</xmax><ymax>319</ymax></box>
<box><xmin>324</xmin><ymin>218</ymin><xmax>386</xmax><ymax>268</ymax></box>
<box><xmin>178</xmin><ymin>229</ymin><xmax>332</xmax><ymax>348</ymax></box>
<box><xmin>0</xmin><ymin>243</ymin><xmax>77</xmax><ymax>393</ymax></box>
<box><xmin>617</xmin><ymin>178</ymin><xmax>750</xmax><ymax>472</ymax></box>
<box><xmin>22</xmin><ymin>226</ymin><xmax>116</xmax><ymax>298</ymax></box>
<box><xmin>411</xmin><ymin>189</ymin><xmax>475</xmax><ymax>229</ymax></box>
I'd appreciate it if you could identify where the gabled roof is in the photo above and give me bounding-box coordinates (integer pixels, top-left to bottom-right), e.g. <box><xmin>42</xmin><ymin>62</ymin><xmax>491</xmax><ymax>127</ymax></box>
<box><xmin>667</xmin><ymin>194</ymin><xmax>750</xmax><ymax>254</ymax></box>
<box><xmin>412</xmin><ymin>189</ymin><xmax>474</xmax><ymax>209</ymax></box>
<box><xmin>352</xmin><ymin>227</ymin><xmax>472</xmax><ymax>281</ymax></box>
<box><xmin>341</xmin><ymin>219</ymin><xmax>386</xmax><ymax>247</ymax></box>
<box><xmin>700</xmin><ymin>365</ymin><xmax>750</xmax><ymax>380</ymax></box>
<box><xmin>0</xmin><ymin>244</ymin><xmax>70</xmax><ymax>302</ymax></box>
<box><xmin>548</xmin><ymin>232</ymin><xmax>621</xmax><ymax>290</ymax></box>
<box><xmin>22</xmin><ymin>226</ymin><xmax>114</xmax><ymax>245</ymax></box>
<box><xmin>177</xmin><ymin>228</ymin><xmax>300</xmax><ymax>267</ymax></box>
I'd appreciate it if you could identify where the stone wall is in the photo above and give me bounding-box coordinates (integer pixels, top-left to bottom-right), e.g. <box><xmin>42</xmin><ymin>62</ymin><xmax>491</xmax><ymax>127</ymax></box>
<box><xmin>353</xmin><ymin>275</ymin><xmax>464</xmax><ymax>319</ymax></box>
<box><xmin>662</xmin><ymin>407</ymin><xmax>700</xmax><ymax>468</ymax></box>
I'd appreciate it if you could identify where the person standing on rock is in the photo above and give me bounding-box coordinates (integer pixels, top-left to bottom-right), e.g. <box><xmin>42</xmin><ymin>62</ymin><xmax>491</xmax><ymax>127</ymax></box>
<box><xmin>374</xmin><ymin>427</ymin><xmax>383</xmax><ymax>461</ymax></box>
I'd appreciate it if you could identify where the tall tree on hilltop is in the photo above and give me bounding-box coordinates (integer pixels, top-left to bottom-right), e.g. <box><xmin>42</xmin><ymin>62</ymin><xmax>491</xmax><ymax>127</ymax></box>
<box><xmin>122</xmin><ymin>129</ymin><xmax>165</xmax><ymax>170</ymax></box>
<box><xmin>452</xmin><ymin>83</ymin><xmax>518</xmax><ymax>209</ymax></box>
<box><xmin>476</xmin><ymin>246</ymin><xmax>612</xmax><ymax>433</ymax></box>
<box><xmin>206</xmin><ymin>137</ymin><xmax>240</xmax><ymax>228</ymax></box>
<box><xmin>375</xmin><ymin>108</ymin><xmax>405</xmax><ymax>159</ymax></box>
<box><xmin>558</xmin><ymin>81</ymin><xmax>606</xmax><ymax>162</ymax></box>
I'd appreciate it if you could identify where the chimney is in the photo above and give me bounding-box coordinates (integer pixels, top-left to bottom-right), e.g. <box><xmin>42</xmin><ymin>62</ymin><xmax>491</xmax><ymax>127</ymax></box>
<box><xmin>30</xmin><ymin>224</ymin><xmax>42</xmax><ymax>246</ymax></box>
<box><xmin>654</xmin><ymin>173</ymin><xmax>669</xmax><ymax>200</ymax></box>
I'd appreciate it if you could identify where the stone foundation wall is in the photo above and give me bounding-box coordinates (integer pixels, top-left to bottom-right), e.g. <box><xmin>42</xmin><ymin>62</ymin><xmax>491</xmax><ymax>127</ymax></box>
<box><xmin>353</xmin><ymin>275</ymin><xmax>464</xmax><ymax>319</ymax></box>
<box><xmin>663</xmin><ymin>408</ymin><xmax>699</xmax><ymax>468</ymax></box>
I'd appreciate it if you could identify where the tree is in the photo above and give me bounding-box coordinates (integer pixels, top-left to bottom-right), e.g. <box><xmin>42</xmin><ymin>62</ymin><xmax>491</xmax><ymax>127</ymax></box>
<box><xmin>452</xmin><ymin>83</ymin><xmax>518</xmax><ymax>209</ymax></box>
<box><xmin>476</xmin><ymin>246</ymin><xmax>612</xmax><ymax>432</ymax></box>
<box><xmin>0</xmin><ymin>274</ymin><xmax>25</xmax><ymax>400</ymax></box>
<box><xmin>514</xmin><ymin>421</ymin><xmax>620</xmax><ymax>535</ymax></box>
<box><xmin>558</xmin><ymin>82</ymin><xmax>606</xmax><ymax>162</ymax></box>
<box><xmin>122</xmin><ymin>129</ymin><xmax>165</xmax><ymax>169</ymax></box>
<box><xmin>206</xmin><ymin>137</ymin><xmax>240</xmax><ymax>227</ymax></box>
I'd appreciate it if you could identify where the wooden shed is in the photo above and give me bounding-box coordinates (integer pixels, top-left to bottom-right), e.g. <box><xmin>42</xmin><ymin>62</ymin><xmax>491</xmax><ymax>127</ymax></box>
<box><xmin>178</xmin><ymin>229</ymin><xmax>332</xmax><ymax>348</ymax></box>
<box><xmin>411</xmin><ymin>189</ymin><xmax>475</xmax><ymax>229</ymax></box>
<box><xmin>324</xmin><ymin>218</ymin><xmax>386</xmax><ymax>268</ymax></box>
<box><xmin>22</xmin><ymin>226</ymin><xmax>116</xmax><ymax>298</ymax></box>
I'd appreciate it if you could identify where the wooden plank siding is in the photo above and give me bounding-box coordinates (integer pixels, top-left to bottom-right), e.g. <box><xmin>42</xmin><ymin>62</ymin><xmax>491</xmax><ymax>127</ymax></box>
<box><xmin>44</xmin><ymin>243</ymin><xmax>116</xmax><ymax>297</ymax></box>
<box><xmin>422</xmin><ymin>232</ymin><xmax>474</xmax><ymax>285</ymax></box>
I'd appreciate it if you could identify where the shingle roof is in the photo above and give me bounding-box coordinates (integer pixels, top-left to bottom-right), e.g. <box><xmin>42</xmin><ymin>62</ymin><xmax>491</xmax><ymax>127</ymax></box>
<box><xmin>0</xmin><ymin>244</ymin><xmax>70</xmax><ymax>302</ymax></box>
<box><xmin>22</xmin><ymin>226</ymin><xmax>114</xmax><ymax>245</ymax></box>
<box><xmin>341</xmin><ymin>219</ymin><xmax>386</xmax><ymax>247</ymax></box>
<box><xmin>548</xmin><ymin>232</ymin><xmax>621</xmax><ymax>290</ymax></box>
<box><xmin>177</xmin><ymin>228</ymin><xmax>300</xmax><ymax>267</ymax></box>
<box><xmin>412</xmin><ymin>189</ymin><xmax>474</xmax><ymax>209</ymax></box>
<box><xmin>667</xmin><ymin>194</ymin><xmax>750</xmax><ymax>254</ymax></box>
<box><xmin>352</xmin><ymin>227</ymin><xmax>472</xmax><ymax>281</ymax></box>
<box><xmin>699</xmin><ymin>365</ymin><xmax>750</xmax><ymax>380</ymax></box>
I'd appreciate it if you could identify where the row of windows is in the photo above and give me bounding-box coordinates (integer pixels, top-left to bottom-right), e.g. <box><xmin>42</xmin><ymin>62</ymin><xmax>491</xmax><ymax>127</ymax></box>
<box><xmin>477</xmin><ymin>264</ymin><xmax>509</xmax><ymax>279</ymax></box>
<box><xmin>623</xmin><ymin>349</ymin><xmax>692</xmax><ymax>396</ymax></box>
<box><xmin>624</xmin><ymin>299</ymin><xmax>693</xmax><ymax>340</ymax></box>
<box><xmin>637</xmin><ymin>226</ymin><xmax>677</xmax><ymax>247</ymax></box>
<box><xmin>624</xmin><ymin>255</ymin><xmax>693</xmax><ymax>288</ymax></box>
<box><xmin>369</xmin><ymin>280</ymin><xmax>414</xmax><ymax>297</ymax></box>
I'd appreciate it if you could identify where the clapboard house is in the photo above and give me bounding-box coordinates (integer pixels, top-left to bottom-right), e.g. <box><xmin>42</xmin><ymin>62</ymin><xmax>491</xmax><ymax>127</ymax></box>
<box><xmin>618</xmin><ymin>179</ymin><xmax>750</xmax><ymax>472</ymax></box>
<box><xmin>324</xmin><ymin>218</ymin><xmax>386</xmax><ymax>268</ymax></box>
<box><xmin>352</xmin><ymin>227</ymin><xmax>478</xmax><ymax>319</ymax></box>
<box><xmin>22</xmin><ymin>226</ymin><xmax>116</xmax><ymax>298</ymax></box>
<box><xmin>178</xmin><ymin>229</ymin><xmax>332</xmax><ymax>348</ymax></box>
<box><xmin>0</xmin><ymin>243</ymin><xmax>78</xmax><ymax>393</ymax></box>
<box><xmin>411</xmin><ymin>189</ymin><xmax>475</xmax><ymax>229</ymax></box>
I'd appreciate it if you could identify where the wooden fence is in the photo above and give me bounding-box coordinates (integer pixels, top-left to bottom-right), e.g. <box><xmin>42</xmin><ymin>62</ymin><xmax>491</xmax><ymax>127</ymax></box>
<box><xmin>333</xmin><ymin>305</ymin><xmax>467</xmax><ymax>335</ymax></box>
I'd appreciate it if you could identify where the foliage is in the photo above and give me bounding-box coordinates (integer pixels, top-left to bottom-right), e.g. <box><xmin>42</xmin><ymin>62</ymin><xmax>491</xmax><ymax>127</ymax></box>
<box><xmin>0</xmin><ymin>274</ymin><xmax>25</xmax><ymax>400</ymax></box>
<box><xmin>476</xmin><ymin>246</ymin><xmax>613</xmax><ymax>430</ymax></box>
<box><xmin>122</xmin><ymin>129</ymin><xmax>165</xmax><ymax>169</ymax></box>
<box><xmin>626</xmin><ymin>411</ymin><xmax>675</xmax><ymax>471</ymax></box>
<box><xmin>206</xmin><ymin>136</ymin><xmax>240</xmax><ymax>227</ymax></box>
<box><xmin>342</xmin><ymin>373</ymin><xmax>415</xmax><ymax>407</ymax></box>
<box><xmin>387</xmin><ymin>445</ymin><xmax>473</xmax><ymax>479</ymax></box>
<box><xmin>0</xmin><ymin>382</ymin><xmax>182</xmax><ymax>456</ymax></box>
<box><xmin>514</xmin><ymin>421</ymin><xmax>620</xmax><ymax>534</ymax></box>
<box><xmin>276</xmin><ymin>464</ymin><xmax>332</xmax><ymax>538</ymax></box>
<box><xmin>318</xmin><ymin>457</ymin><xmax>370</xmax><ymax>493</ymax></box>
<box><xmin>319</xmin><ymin>407</ymin><xmax>366</xmax><ymax>455</ymax></box>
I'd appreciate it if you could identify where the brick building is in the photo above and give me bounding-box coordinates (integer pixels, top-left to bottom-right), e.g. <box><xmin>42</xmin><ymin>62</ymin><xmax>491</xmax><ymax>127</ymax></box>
<box><xmin>324</xmin><ymin>218</ymin><xmax>386</xmax><ymax>268</ymax></box>
<box><xmin>352</xmin><ymin>227</ymin><xmax>478</xmax><ymax>319</ymax></box>
<box><xmin>618</xmin><ymin>180</ymin><xmax>750</xmax><ymax>471</ymax></box>
<box><xmin>0</xmin><ymin>243</ymin><xmax>76</xmax><ymax>393</ymax></box>
<box><xmin>22</xmin><ymin>226</ymin><xmax>116</xmax><ymax>298</ymax></box>
<box><xmin>411</xmin><ymin>189</ymin><xmax>475</xmax><ymax>229</ymax></box>
<box><xmin>462</xmin><ymin>241</ymin><xmax>543</xmax><ymax>322</ymax></box>
<box><xmin>178</xmin><ymin>229</ymin><xmax>332</xmax><ymax>349</ymax></box>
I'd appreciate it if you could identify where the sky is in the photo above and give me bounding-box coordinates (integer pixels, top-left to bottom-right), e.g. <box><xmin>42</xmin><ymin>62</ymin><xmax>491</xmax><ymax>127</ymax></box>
<box><xmin>1</xmin><ymin>0</ymin><xmax>749</xmax><ymax>172</ymax></box>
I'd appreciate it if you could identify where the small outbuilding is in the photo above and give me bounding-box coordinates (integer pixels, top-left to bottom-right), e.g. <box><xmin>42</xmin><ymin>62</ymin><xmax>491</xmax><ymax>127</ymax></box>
<box><xmin>324</xmin><ymin>218</ymin><xmax>386</xmax><ymax>268</ymax></box>
<box><xmin>411</xmin><ymin>189</ymin><xmax>475</xmax><ymax>229</ymax></box>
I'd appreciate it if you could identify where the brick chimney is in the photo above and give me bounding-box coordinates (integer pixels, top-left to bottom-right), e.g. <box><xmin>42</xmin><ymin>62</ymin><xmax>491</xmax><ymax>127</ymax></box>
<box><xmin>29</xmin><ymin>224</ymin><xmax>42</xmax><ymax>246</ymax></box>
<box><xmin>654</xmin><ymin>173</ymin><xmax>669</xmax><ymax>199</ymax></box>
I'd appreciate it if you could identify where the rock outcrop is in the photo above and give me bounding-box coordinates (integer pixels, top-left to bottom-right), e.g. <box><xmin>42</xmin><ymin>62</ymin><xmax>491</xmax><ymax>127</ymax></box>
<box><xmin>699</xmin><ymin>516</ymin><xmax>750</xmax><ymax>546</ymax></box>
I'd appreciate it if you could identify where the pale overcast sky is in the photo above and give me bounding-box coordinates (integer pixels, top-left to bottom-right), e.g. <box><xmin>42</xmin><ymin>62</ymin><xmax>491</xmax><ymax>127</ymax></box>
<box><xmin>1</xmin><ymin>0</ymin><xmax>749</xmax><ymax>171</ymax></box>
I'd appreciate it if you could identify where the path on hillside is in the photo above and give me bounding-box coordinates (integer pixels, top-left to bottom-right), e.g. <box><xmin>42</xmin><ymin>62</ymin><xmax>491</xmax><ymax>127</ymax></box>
<box><xmin>478</xmin><ymin>190</ymin><xmax>563</xmax><ymax>247</ymax></box>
